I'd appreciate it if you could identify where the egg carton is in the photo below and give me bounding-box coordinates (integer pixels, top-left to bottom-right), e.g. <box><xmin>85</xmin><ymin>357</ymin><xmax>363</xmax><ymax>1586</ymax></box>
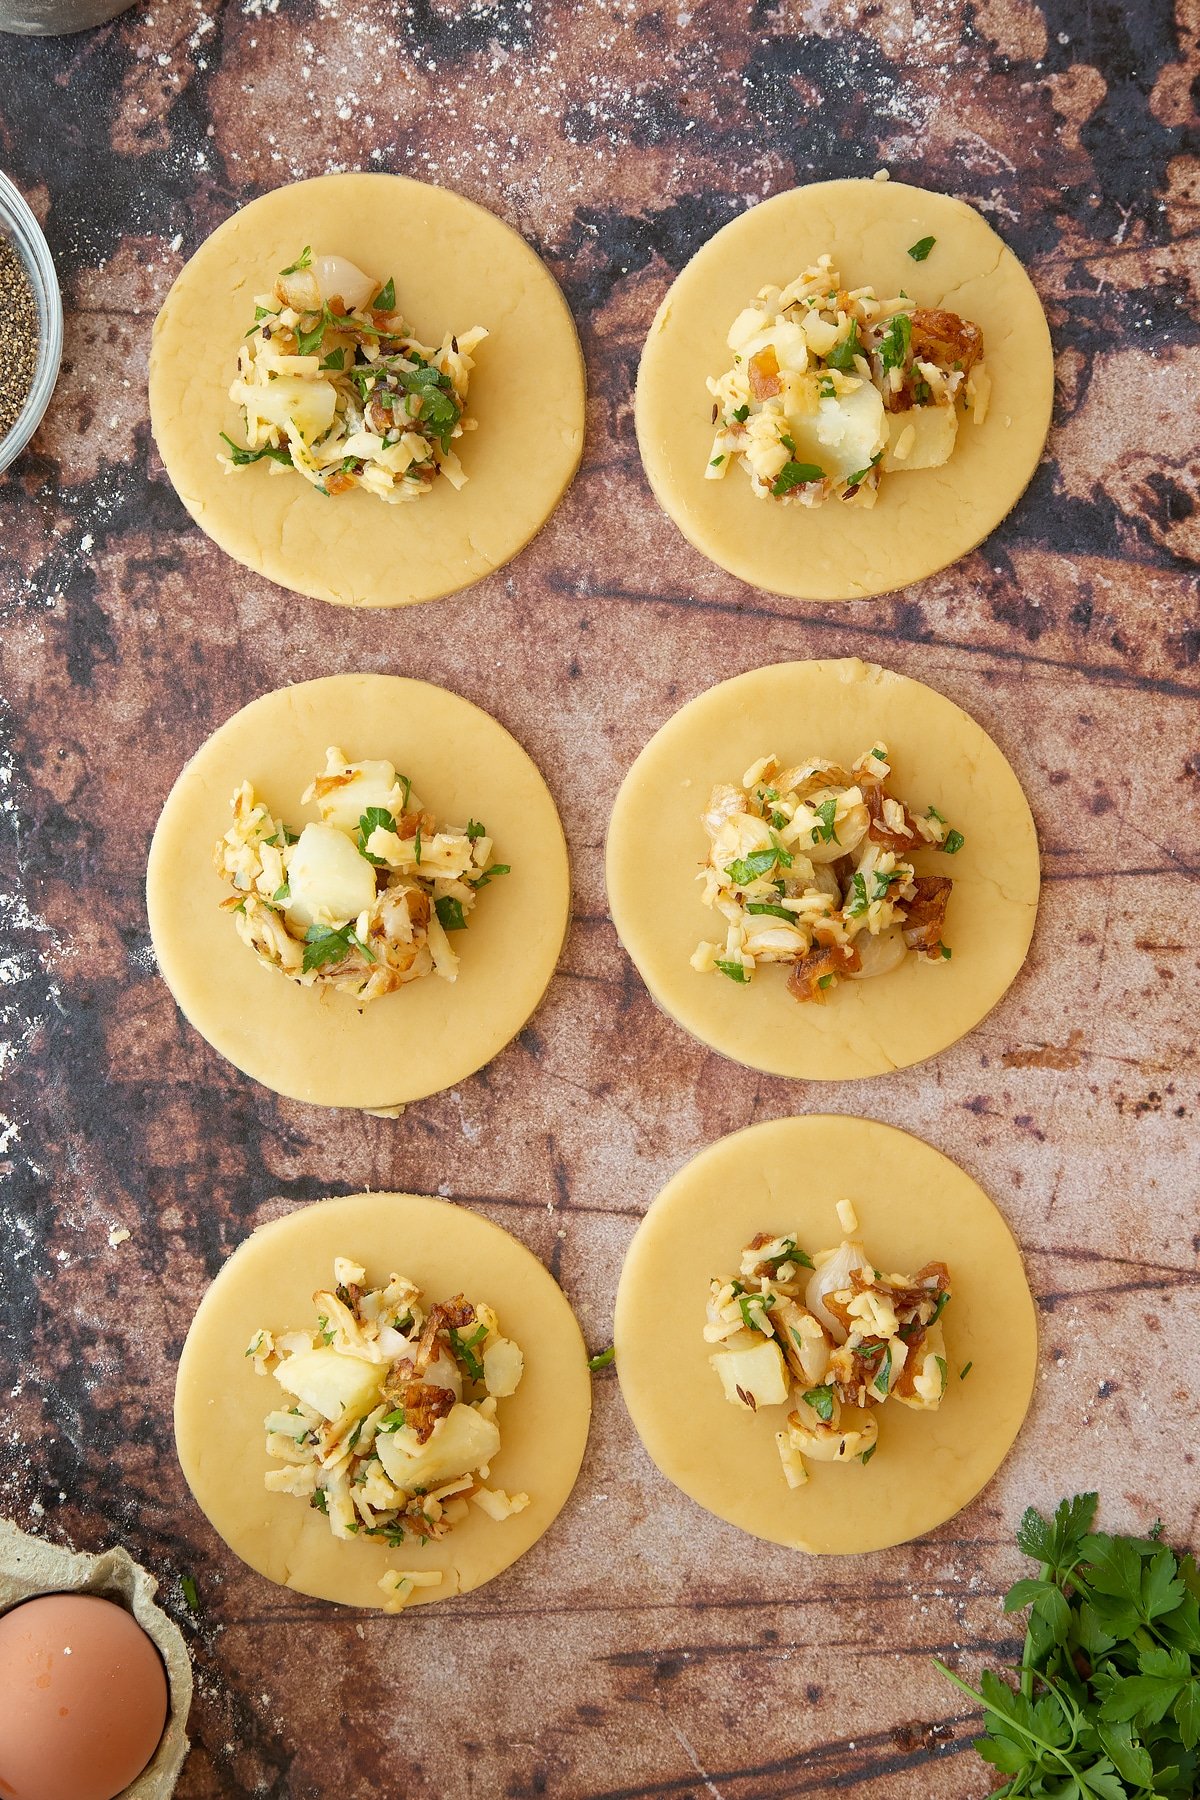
<box><xmin>0</xmin><ymin>1517</ymin><xmax>191</xmax><ymax>1797</ymax></box>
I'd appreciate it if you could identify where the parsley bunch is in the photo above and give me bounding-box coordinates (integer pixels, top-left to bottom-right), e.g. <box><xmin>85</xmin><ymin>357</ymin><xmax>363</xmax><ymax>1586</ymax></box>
<box><xmin>937</xmin><ymin>1494</ymin><xmax>1200</xmax><ymax>1798</ymax></box>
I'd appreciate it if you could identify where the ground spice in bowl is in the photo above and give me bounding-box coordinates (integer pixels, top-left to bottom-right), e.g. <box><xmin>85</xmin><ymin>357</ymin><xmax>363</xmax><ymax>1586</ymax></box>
<box><xmin>0</xmin><ymin>236</ymin><xmax>39</xmax><ymax>439</ymax></box>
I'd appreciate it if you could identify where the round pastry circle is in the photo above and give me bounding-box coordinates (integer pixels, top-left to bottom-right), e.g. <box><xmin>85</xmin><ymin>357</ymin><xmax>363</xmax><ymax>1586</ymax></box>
<box><xmin>147</xmin><ymin>673</ymin><xmax>570</xmax><ymax>1109</ymax></box>
<box><xmin>635</xmin><ymin>178</ymin><xmax>1053</xmax><ymax>601</ymax></box>
<box><xmin>175</xmin><ymin>1193</ymin><xmax>592</xmax><ymax>1610</ymax></box>
<box><xmin>605</xmin><ymin>657</ymin><xmax>1039</xmax><ymax>1081</ymax></box>
<box><xmin>615</xmin><ymin>1116</ymin><xmax>1037</xmax><ymax>1554</ymax></box>
<box><xmin>149</xmin><ymin>173</ymin><xmax>585</xmax><ymax>608</ymax></box>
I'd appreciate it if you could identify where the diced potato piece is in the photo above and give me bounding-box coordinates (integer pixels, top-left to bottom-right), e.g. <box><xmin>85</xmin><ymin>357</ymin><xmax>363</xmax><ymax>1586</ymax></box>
<box><xmin>375</xmin><ymin>1402</ymin><xmax>501</xmax><ymax>1492</ymax></box>
<box><xmin>787</xmin><ymin>382</ymin><xmax>886</xmax><ymax>484</ymax></box>
<box><xmin>284</xmin><ymin>823</ymin><xmax>377</xmax><ymax>931</ymax></box>
<box><xmin>250</xmin><ymin>374</ymin><xmax>337</xmax><ymax>443</ymax></box>
<box><xmin>709</xmin><ymin>1338</ymin><xmax>790</xmax><ymax>1410</ymax></box>
<box><xmin>483</xmin><ymin>1337</ymin><xmax>524</xmax><ymax>1398</ymax></box>
<box><xmin>801</xmin><ymin>311</ymin><xmax>841</xmax><ymax>357</ymax></box>
<box><xmin>315</xmin><ymin>758</ymin><xmax>400</xmax><ymax>834</ymax></box>
<box><xmin>881</xmin><ymin>403</ymin><xmax>958</xmax><ymax>472</ymax></box>
<box><xmin>727</xmin><ymin>306</ymin><xmax>769</xmax><ymax>353</ymax></box>
<box><xmin>274</xmin><ymin>1347</ymin><xmax>385</xmax><ymax>1422</ymax></box>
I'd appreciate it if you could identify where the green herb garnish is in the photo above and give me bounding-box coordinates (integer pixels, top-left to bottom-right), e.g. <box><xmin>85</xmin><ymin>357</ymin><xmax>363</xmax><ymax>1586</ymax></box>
<box><xmin>310</xmin><ymin>1488</ymin><xmax>328</xmax><ymax>1513</ymax></box>
<box><xmin>303</xmin><ymin>923</ymin><xmax>374</xmax><ymax>974</ymax></box>
<box><xmin>746</xmin><ymin>902</ymin><xmax>796</xmax><ymax>922</ymax></box>
<box><xmin>935</xmin><ymin>1493</ymin><xmax>1200</xmax><ymax>1800</ymax></box>
<box><xmin>378</xmin><ymin>1408</ymin><xmax>407</xmax><ymax>1433</ymax></box>
<box><xmin>872</xmin><ymin>1345</ymin><xmax>892</xmax><ymax>1394</ymax></box>
<box><xmin>846</xmin><ymin>872</ymin><xmax>870</xmax><ymax>917</ymax></box>
<box><xmin>714</xmin><ymin>958</ymin><xmax>749</xmax><ymax>984</ymax></box>
<box><xmin>588</xmin><ymin>1346</ymin><xmax>616</xmax><ymax>1372</ymax></box>
<box><xmin>181</xmin><ymin>1574</ymin><xmax>199</xmax><ymax>1612</ymax></box>
<box><xmin>908</xmin><ymin>236</ymin><xmax>936</xmax><ymax>261</ymax></box>
<box><xmin>810</xmin><ymin>797</ymin><xmax>840</xmax><ymax>845</ymax></box>
<box><xmin>959</xmin><ymin>1360</ymin><xmax>973</xmax><ymax>1380</ymax></box>
<box><xmin>727</xmin><ymin>848</ymin><xmax>780</xmax><ymax>885</ymax></box>
<box><xmin>219</xmin><ymin>433</ymin><xmax>292</xmax><ymax>468</ymax></box>
<box><xmin>466</xmin><ymin>818</ymin><xmax>486</xmax><ymax>841</ymax></box>
<box><xmin>449</xmin><ymin>1324</ymin><xmax>488</xmax><ymax>1382</ymax></box>
<box><xmin>825</xmin><ymin>318</ymin><xmax>861</xmax><ymax>370</ymax></box>
<box><xmin>271</xmin><ymin>884</ymin><xmax>290</xmax><ymax>904</ymax></box>
<box><xmin>373</xmin><ymin>276</ymin><xmax>396</xmax><ymax>312</ymax></box>
<box><xmin>280</xmin><ymin>246</ymin><xmax>312</xmax><ymax>275</ymax></box>
<box><xmin>860</xmin><ymin>1442</ymin><xmax>877</xmax><ymax>1465</ymax></box>
<box><xmin>732</xmin><ymin>404</ymin><xmax>750</xmax><ymax>423</ymax></box>
<box><xmin>473</xmin><ymin>862</ymin><xmax>510</xmax><ymax>889</ymax></box>
<box><xmin>880</xmin><ymin>312</ymin><xmax>912</xmax><ymax>372</ymax></box>
<box><xmin>435</xmin><ymin>896</ymin><xmax>467</xmax><ymax>932</ymax></box>
<box><xmin>944</xmin><ymin>829</ymin><xmax>965</xmax><ymax>855</ymax></box>
<box><xmin>320</xmin><ymin>347</ymin><xmax>346</xmax><ymax>371</ymax></box>
<box><xmin>710</xmin><ymin>455</ymin><xmax>725</xmax><ymax>467</ymax></box>
<box><xmin>804</xmin><ymin>1384</ymin><xmax>836</xmax><ymax>1422</ymax></box>
<box><xmin>772</xmin><ymin>460</ymin><xmax>826</xmax><ymax>496</ymax></box>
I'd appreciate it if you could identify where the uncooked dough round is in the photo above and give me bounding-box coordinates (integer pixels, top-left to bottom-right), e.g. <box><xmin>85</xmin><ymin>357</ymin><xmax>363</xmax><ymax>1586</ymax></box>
<box><xmin>175</xmin><ymin>1193</ymin><xmax>592</xmax><ymax>1609</ymax></box>
<box><xmin>615</xmin><ymin>1116</ymin><xmax>1037</xmax><ymax>1554</ymax></box>
<box><xmin>635</xmin><ymin>178</ymin><xmax>1053</xmax><ymax>600</ymax></box>
<box><xmin>605</xmin><ymin>658</ymin><xmax>1039</xmax><ymax>1081</ymax></box>
<box><xmin>150</xmin><ymin>173</ymin><xmax>585</xmax><ymax>608</ymax></box>
<box><xmin>147</xmin><ymin>673</ymin><xmax>570</xmax><ymax>1109</ymax></box>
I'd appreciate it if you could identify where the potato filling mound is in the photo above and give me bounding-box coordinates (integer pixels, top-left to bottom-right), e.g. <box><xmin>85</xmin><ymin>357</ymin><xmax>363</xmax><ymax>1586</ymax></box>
<box><xmin>219</xmin><ymin>245</ymin><xmax>486</xmax><ymax>502</ymax></box>
<box><xmin>705</xmin><ymin>252</ymin><xmax>989</xmax><ymax>506</ymax></box>
<box><xmin>248</xmin><ymin>1257</ymin><xmax>528</xmax><ymax>1612</ymax></box>
<box><xmin>214</xmin><ymin>747</ymin><xmax>510</xmax><ymax>1002</ymax></box>
<box><xmin>705</xmin><ymin>1222</ymin><xmax>952</xmax><ymax>1487</ymax></box>
<box><xmin>690</xmin><ymin>744</ymin><xmax>962</xmax><ymax>1001</ymax></box>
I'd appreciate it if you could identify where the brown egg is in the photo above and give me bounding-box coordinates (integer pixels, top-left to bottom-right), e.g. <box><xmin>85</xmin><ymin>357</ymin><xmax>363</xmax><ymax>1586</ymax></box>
<box><xmin>0</xmin><ymin>1592</ymin><xmax>169</xmax><ymax>1800</ymax></box>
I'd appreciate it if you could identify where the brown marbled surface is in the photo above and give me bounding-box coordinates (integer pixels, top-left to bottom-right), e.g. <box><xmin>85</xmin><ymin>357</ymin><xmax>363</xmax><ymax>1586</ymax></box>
<box><xmin>1</xmin><ymin>1</ymin><xmax>1198</xmax><ymax>1795</ymax></box>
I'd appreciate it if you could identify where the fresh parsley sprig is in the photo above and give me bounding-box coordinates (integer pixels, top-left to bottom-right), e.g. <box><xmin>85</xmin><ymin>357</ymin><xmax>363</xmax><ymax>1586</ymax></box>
<box><xmin>935</xmin><ymin>1493</ymin><xmax>1200</xmax><ymax>1799</ymax></box>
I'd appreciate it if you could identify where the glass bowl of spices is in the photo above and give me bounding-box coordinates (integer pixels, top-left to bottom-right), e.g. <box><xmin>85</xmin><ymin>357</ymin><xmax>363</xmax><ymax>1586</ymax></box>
<box><xmin>0</xmin><ymin>170</ymin><xmax>62</xmax><ymax>475</ymax></box>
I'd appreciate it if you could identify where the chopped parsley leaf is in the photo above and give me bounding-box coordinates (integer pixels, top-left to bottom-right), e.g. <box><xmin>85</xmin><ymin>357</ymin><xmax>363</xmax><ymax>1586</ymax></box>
<box><xmin>804</xmin><ymin>1383</ymin><xmax>835</xmax><ymax>1422</ymax></box>
<box><xmin>732</xmin><ymin>404</ymin><xmax>750</xmax><ymax>423</ymax></box>
<box><xmin>280</xmin><ymin>246</ymin><xmax>312</xmax><ymax>275</ymax></box>
<box><xmin>880</xmin><ymin>312</ymin><xmax>912</xmax><ymax>372</ymax></box>
<box><xmin>810</xmin><ymin>796</ymin><xmax>840</xmax><ymax>845</ymax></box>
<box><xmin>378</xmin><ymin>1408</ymin><xmax>407</xmax><ymax>1433</ymax></box>
<box><xmin>372</xmin><ymin>276</ymin><xmax>396</xmax><ymax>312</ymax></box>
<box><xmin>873</xmin><ymin>1345</ymin><xmax>893</xmax><ymax>1394</ymax></box>
<box><xmin>860</xmin><ymin>1442</ymin><xmax>877</xmax><ymax>1465</ymax></box>
<box><xmin>746</xmin><ymin>902</ymin><xmax>795</xmax><ymax>922</ymax></box>
<box><xmin>907</xmin><ymin>235</ymin><xmax>936</xmax><ymax>261</ymax></box>
<box><xmin>466</xmin><ymin>817</ymin><xmax>486</xmax><ymax>841</ymax></box>
<box><xmin>709</xmin><ymin>454</ymin><xmax>724</xmax><ymax>467</ymax></box>
<box><xmin>302</xmin><ymin>923</ymin><xmax>375</xmax><ymax>974</ymax></box>
<box><xmin>271</xmin><ymin>884</ymin><xmax>290</xmax><ymax>904</ymax></box>
<box><xmin>847</xmin><ymin>872</ymin><xmax>870</xmax><ymax>917</ymax></box>
<box><xmin>320</xmin><ymin>347</ymin><xmax>346</xmax><ymax>371</ymax></box>
<box><xmin>944</xmin><ymin>829</ymin><xmax>965</xmax><ymax>855</ymax></box>
<box><xmin>474</xmin><ymin>862</ymin><xmax>510</xmax><ymax>889</ymax></box>
<box><xmin>817</xmin><ymin>973</ymin><xmax>834</xmax><ymax>989</ymax></box>
<box><xmin>181</xmin><ymin>1574</ymin><xmax>200</xmax><ymax>1612</ymax></box>
<box><xmin>435</xmin><ymin>896</ymin><xmax>467</xmax><ymax>932</ymax></box>
<box><xmin>310</xmin><ymin>1488</ymin><xmax>328</xmax><ymax>1513</ymax></box>
<box><xmin>959</xmin><ymin>1360</ymin><xmax>973</xmax><ymax>1380</ymax></box>
<box><xmin>772</xmin><ymin>459</ymin><xmax>826</xmax><ymax>496</ymax></box>
<box><xmin>824</xmin><ymin>318</ymin><xmax>861</xmax><ymax>371</ymax></box>
<box><xmin>219</xmin><ymin>433</ymin><xmax>292</xmax><ymax>468</ymax></box>
<box><xmin>727</xmin><ymin>847</ymin><xmax>779</xmax><ymax>885</ymax></box>
<box><xmin>588</xmin><ymin>1346</ymin><xmax>615</xmax><ymax>1372</ymax></box>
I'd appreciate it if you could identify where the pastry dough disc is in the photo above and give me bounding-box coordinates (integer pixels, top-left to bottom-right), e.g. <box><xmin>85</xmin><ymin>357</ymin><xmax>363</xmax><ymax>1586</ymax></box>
<box><xmin>635</xmin><ymin>178</ymin><xmax>1053</xmax><ymax>600</ymax></box>
<box><xmin>175</xmin><ymin>1193</ymin><xmax>592</xmax><ymax>1609</ymax></box>
<box><xmin>605</xmin><ymin>657</ymin><xmax>1039</xmax><ymax>1081</ymax></box>
<box><xmin>147</xmin><ymin>673</ymin><xmax>569</xmax><ymax>1109</ymax></box>
<box><xmin>149</xmin><ymin>173</ymin><xmax>585</xmax><ymax>608</ymax></box>
<box><xmin>615</xmin><ymin>1116</ymin><xmax>1037</xmax><ymax>1554</ymax></box>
